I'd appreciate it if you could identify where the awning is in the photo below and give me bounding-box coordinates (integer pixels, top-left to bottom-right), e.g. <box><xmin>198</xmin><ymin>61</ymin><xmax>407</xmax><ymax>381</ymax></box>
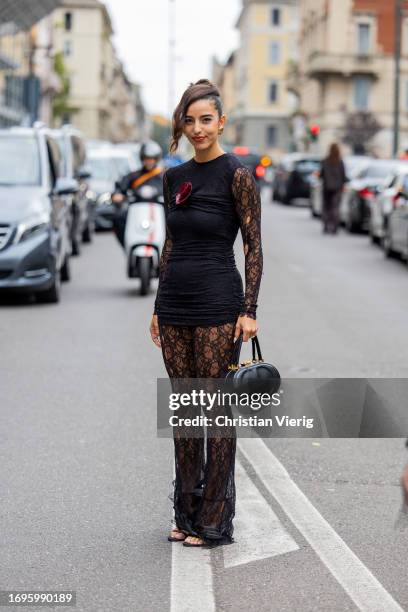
<box><xmin>0</xmin><ymin>0</ymin><xmax>63</xmax><ymax>32</ymax></box>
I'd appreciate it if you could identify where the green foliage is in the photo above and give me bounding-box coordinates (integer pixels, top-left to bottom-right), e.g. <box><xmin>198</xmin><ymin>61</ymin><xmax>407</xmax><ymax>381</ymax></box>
<box><xmin>342</xmin><ymin>111</ymin><xmax>382</xmax><ymax>154</ymax></box>
<box><xmin>52</xmin><ymin>52</ymin><xmax>78</xmax><ymax>121</ymax></box>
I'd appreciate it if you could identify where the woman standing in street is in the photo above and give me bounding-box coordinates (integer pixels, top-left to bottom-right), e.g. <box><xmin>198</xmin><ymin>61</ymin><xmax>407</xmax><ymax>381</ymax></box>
<box><xmin>320</xmin><ymin>143</ymin><xmax>347</xmax><ymax>234</ymax></box>
<box><xmin>149</xmin><ymin>79</ymin><xmax>263</xmax><ymax>547</ymax></box>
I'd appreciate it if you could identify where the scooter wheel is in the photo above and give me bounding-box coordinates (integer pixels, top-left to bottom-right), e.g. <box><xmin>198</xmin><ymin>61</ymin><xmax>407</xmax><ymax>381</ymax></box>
<box><xmin>139</xmin><ymin>256</ymin><xmax>151</xmax><ymax>295</ymax></box>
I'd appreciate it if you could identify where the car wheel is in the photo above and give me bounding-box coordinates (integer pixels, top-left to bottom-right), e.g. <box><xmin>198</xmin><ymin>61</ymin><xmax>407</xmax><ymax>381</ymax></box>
<box><xmin>61</xmin><ymin>255</ymin><xmax>71</xmax><ymax>282</ymax></box>
<box><xmin>82</xmin><ymin>219</ymin><xmax>93</xmax><ymax>243</ymax></box>
<box><xmin>36</xmin><ymin>270</ymin><xmax>61</xmax><ymax>304</ymax></box>
<box><xmin>369</xmin><ymin>221</ymin><xmax>379</xmax><ymax>245</ymax></box>
<box><xmin>383</xmin><ymin>224</ymin><xmax>397</xmax><ymax>258</ymax></box>
<box><xmin>72</xmin><ymin>236</ymin><xmax>81</xmax><ymax>256</ymax></box>
<box><xmin>346</xmin><ymin>212</ymin><xmax>356</xmax><ymax>233</ymax></box>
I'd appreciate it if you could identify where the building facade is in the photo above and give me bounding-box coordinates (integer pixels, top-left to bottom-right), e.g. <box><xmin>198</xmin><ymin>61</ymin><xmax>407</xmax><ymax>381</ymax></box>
<box><xmin>230</xmin><ymin>0</ymin><xmax>300</xmax><ymax>155</ymax></box>
<box><xmin>295</xmin><ymin>0</ymin><xmax>408</xmax><ymax>156</ymax></box>
<box><xmin>51</xmin><ymin>0</ymin><xmax>145</xmax><ymax>141</ymax></box>
<box><xmin>0</xmin><ymin>1</ymin><xmax>62</xmax><ymax>127</ymax></box>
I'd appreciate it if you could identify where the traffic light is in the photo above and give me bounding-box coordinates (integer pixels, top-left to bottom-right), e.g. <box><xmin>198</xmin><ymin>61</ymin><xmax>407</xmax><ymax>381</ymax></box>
<box><xmin>309</xmin><ymin>124</ymin><xmax>320</xmax><ymax>142</ymax></box>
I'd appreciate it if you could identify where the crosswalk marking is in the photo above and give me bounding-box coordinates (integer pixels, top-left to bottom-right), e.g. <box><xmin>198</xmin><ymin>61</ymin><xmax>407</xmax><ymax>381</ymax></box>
<box><xmin>223</xmin><ymin>459</ymin><xmax>299</xmax><ymax>568</ymax></box>
<box><xmin>239</xmin><ymin>438</ymin><xmax>404</xmax><ymax>612</ymax></box>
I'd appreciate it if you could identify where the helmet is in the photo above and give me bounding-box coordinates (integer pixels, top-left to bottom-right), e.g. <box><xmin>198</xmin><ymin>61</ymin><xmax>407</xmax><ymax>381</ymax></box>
<box><xmin>140</xmin><ymin>140</ymin><xmax>162</xmax><ymax>161</ymax></box>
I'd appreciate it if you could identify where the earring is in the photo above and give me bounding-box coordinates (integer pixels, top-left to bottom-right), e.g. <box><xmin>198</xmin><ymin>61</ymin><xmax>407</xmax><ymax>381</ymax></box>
<box><xmin>218</xmin><ymin>127</ymin><xmax>224</xmax><ymax>135</ymax></box>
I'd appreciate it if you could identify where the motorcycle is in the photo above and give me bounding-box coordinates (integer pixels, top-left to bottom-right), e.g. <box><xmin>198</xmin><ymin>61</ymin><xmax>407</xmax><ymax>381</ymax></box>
<box><xmin>122</xmin><ymin>184</ymin><xmax>166</xmax><ymax>295</ymax></box>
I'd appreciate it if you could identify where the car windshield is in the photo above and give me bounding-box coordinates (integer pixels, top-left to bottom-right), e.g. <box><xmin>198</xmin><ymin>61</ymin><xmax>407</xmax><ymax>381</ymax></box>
<box><xmin>0</xmin><ymin>136</ymin><xmax>41</xmax><ymax>186</ymax></box>
<box><xmin>344</xmin><ymin>158</ymin><xmax>369</xmax><ymax>179</ymax></box>
<box><xmin>112</xmin><ymin>156</ymin><xmax>132</xmax><ymax>178</ymax></box>
<box><xmin>88</xmin><ymin>157</ymin><xmax>116</xmax><ymax>181</ymax></box>
<box><xmin>359</xmin><ymin>164</ymin><xmax>396</xmax><ymax>179</ymax></box>
<box><xmin>295</xmin><ymin>159</ymin><xmax>321</xmax><ymax>173</ymax></box>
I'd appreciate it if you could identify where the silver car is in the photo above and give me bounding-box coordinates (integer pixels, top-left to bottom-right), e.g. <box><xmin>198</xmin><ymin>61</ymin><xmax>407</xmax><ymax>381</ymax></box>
<box><xmin>0</xmin><ymin>126</ymin><xmax>78</xmax><ymax>303</ymax></box>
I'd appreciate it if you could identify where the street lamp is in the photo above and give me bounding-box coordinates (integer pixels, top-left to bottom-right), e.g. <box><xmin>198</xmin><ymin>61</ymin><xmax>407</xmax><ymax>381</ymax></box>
<box><xmin>393</xmin><ymin>0</ymin><xmax>402</xmax><ymax>157</ymax></box>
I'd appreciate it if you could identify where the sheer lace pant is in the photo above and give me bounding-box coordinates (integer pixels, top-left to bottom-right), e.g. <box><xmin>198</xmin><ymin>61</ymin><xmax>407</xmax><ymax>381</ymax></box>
<box><xmin>158</xmin><ymin>320</ymin><xmax>237</xmax><ymax>542</ymax></box>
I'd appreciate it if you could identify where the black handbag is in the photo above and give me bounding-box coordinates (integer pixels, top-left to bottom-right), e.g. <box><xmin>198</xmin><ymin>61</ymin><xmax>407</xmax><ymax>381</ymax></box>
<box><xmin>224</xmin><ymin>332</ymin><xmax>281</xmax><ymax>395</ymax></box>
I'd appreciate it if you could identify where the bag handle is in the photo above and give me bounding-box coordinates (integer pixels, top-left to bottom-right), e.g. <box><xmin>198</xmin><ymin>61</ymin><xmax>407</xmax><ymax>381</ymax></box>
<box><xmin>231</xmin><ymin>332</ymin><xmax>263</xmax><ymax>367</ymax></box>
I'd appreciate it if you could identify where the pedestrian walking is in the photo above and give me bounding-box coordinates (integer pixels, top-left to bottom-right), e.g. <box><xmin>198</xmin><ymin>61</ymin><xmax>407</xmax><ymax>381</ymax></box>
<box><xmin>320</xmin><ymin>143</ymin><xmax>347</xmax><ymax>234</ymax></box>
<box><xmin>149</xmin><ymin>79</ymin><xmax>263</xmax><ymax>547</ymax></box>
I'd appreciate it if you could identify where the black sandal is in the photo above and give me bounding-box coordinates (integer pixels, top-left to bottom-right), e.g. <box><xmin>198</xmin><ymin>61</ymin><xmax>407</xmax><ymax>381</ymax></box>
<box><xmin>168</xmin><ymin>528</ymin><xmax>189</xmax><ymax>542</ymax></box>
<box><xmin>182</xmin><ymin>535</ymin><xmax>208</xmax><ymax>547</ymax></box>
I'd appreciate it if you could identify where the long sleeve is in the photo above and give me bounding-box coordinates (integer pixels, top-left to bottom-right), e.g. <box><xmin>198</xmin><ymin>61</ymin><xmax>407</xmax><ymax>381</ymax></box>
<box><xmin>153</xmin><ymin>171</ymin><xmax>173</xmax><ymax>315</ymax></box>
<box><xmin>231</xmin><ymin>166</ymin><xmax>263</xmax><ymax>320</ymax></box>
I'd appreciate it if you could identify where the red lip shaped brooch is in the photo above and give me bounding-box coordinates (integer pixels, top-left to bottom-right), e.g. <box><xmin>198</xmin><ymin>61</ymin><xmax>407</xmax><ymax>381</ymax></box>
<box><xmin>175</xmin><ymin>181</ymin><xmax>192</xmax><ymax>206</ymax></box>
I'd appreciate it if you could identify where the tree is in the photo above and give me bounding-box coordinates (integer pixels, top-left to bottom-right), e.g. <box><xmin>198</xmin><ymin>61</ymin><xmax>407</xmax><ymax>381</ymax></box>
<box><xmin>342</xmin><ymin>111</ymin><xmax>382</xmax><ymax>154</ymax></box>
<box><xmin>52</xmin><ymin>52</ymin><xmax>78</xmax><ymax>123</ymax></box>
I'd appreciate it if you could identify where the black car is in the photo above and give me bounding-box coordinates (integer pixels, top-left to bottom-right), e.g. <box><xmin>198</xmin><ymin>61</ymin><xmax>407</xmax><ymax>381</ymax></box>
<box><xmin>222</xmin><ymin>145</ymin><xmax>273</xmax><ymax>186</ymax></box>
<box><xmin>51</xmin><ymin>125</ymin><xmax>93</xmax><ymax>255</ymax></box>
<box><xmin>274</xmin><ymin>153</ymin><xmax>321</xmax><ymax>204</ymax></box>
<box><xmin>0</xmin><ymin>126</ymin><xmax>78</xmax><ymax>302</ymax></box>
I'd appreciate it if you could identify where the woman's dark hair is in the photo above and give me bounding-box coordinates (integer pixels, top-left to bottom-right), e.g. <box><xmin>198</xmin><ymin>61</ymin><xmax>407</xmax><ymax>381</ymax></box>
<box><xmin>170</xmin><ymin>79</ymin><xmax>223</xmax><ymax>153</ymax></box>
<box><xmin>327</xmin><ymin>142</ymin><xmax>341</xmax><ymax>164</ymax></box>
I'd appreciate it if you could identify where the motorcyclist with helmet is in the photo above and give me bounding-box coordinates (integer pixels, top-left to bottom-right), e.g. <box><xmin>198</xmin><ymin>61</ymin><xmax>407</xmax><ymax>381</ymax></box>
<box><xmin>112</xmin><ymin>140</ymin><xmax>164</xmax><ymax>247</ymax></box>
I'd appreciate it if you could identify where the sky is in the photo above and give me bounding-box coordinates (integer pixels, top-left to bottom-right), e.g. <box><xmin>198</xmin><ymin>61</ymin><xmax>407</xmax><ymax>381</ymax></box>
<box><xmin>103</xmin><ymin>0</ymin><xmax>241</xmax><ymax>118</ymax></box>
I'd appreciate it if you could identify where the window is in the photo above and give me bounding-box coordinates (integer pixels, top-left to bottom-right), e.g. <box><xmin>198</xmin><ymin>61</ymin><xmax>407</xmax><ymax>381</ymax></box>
<box><xmin>63</xmin><ymin>40</ymin><xmax>72</xmax><ymax>57</ymax></box>
<box><xmin>353</xmin><ymin>76</ymin><xmax>370</xmax><ymax>110</ymax></box>
<box><xmin>64</xmin><ymin>12</ymin><xmax>72</xmax><ymax>31</ymax></box>
<box><xmin>357</xmin><ymin>23</ymin><xmax>371</xmax><ymax>55</ymax></box>
<box><xmin>271</xmin><ymin>7</ymin><xmax>281</xmax><ymax>26</ymax></box>
<box><xmin>268</xmin><ymin>81</ymin><xmax>279</xmax><ymax>104</ymax></box>
<box><xmin>268</xmin><ymin>41</ymin><xmax>281</xmax><ymax>65</ymax></box>
<box><xmin>267</xmin><ymin>125</ymin><xmax>278</xmax><ymax>147</ymax></box>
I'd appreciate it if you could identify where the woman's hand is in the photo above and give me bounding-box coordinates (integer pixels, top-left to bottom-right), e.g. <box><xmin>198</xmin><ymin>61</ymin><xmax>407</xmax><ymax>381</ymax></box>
<box><xmin>150</xmin><ymin>314</ymin><xmax>161</xmax><ymax>348</ymax></box>
<box><xmin>234</xmin><ymin>315</ymin><xmax>258</xmax><ymax>342</ymax></box>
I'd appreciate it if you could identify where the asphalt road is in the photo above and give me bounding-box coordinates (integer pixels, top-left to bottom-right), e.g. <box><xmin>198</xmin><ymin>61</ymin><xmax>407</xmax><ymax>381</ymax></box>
<box><xmin>0</xmin><ymin>194</ymin><xmax>407</xmax><ymax>612</ymax></box>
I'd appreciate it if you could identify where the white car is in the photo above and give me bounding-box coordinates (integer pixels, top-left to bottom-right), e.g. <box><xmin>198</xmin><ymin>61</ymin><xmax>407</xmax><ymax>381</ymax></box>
<box><xmin>87</xmin><ymin>147</ymin><xmax>137</xmax><ymax>230</ymax></box>
<box><xmin>369</xmin><ymin>163</ymin><xmax>408</xmax><ymax>244</ymax></box>
<box><xmin>310</xmin><ymin>155</ymin><xmax>370</xmax><ymax>218</ymax></box>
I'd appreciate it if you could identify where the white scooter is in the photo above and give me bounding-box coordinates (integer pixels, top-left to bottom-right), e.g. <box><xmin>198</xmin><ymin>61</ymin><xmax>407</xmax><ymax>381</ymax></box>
<box><xmin>123</xmin><ymin>184</ymin><xmax>166</xmax><ymax>295</ymax></box>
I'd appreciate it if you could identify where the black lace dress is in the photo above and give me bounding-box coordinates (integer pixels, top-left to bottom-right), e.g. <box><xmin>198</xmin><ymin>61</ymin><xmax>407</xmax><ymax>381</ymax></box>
<box><xmin>154</xmin><ymin>152</ymin><xmax>263</xmax><ymax>543</ymax></box>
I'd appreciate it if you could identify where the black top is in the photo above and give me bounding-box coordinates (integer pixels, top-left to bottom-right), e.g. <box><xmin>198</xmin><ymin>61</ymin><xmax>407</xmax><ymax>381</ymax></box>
<box><xmin>321</xmin><ymin>158</ymin><xmax>347</xmax><ymax>192</ymax></box>
<box><xmin>153</xmin><ymin>152</ymin><xmax>263</xmax><ymax>326</ymax></box>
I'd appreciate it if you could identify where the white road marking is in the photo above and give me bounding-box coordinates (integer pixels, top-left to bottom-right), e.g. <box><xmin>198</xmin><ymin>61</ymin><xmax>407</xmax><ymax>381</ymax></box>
<box><xmin>170</xmin><ymin>465</ymin><xmax>215</xmax><ymax>612</ymax></box>
<box><xmin>223</xmin><ymin>459</ymin><xmax>299</xmax><ymax>568</ymax></box>
<box><xmin>170</xmin><ymin>541</ymin><xmax>214</xmax><ymax>612</ymax></box>
<box><xmin>239</xmin><ymin>438</ymin><xmax>404</xmax><ymax>612</ymax></box>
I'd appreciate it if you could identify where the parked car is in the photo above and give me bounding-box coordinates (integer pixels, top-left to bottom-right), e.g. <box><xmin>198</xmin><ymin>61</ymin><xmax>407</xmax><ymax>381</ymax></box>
<box><xmin>340</xmin><ymin>159</ymin><xmax>403</xmax><ymax>233</ymax></box>
<box><xmin>115</xmin><ymin>142</ymin><xmax>142</xmax><ymax>171</ymax></box>
<box><xmin>274</xmin><ymin>153</ymin><xmax>321</xmax><ymax>204</ymax></box>
<box><xmin>0</xmin><ymin>126</ymin><xmax>77</xmax><ymax>303</ymax></box>
<box><xmin>310</xmin><ymin>155</ymin><xmax>370</xmax><ymax>218</ymax></box>
<box><xmin>87</xmin><ymin>147</ymin><xmax>137</xmax><ymax>230</ymax></box>
<box><xmin>381</xmin><ymin>171</ymin><xmax>408</xmax><ymax>259</ymax></box>
<box><xmin>223</xmin><ymin>145</ymin><xmax>273</xmax><ymax>186</ymax></box>
<box><xmin>50</xmin><ymin>125</ymin><xmax>93</xmax><ymax>255</ymax></box>
<box><xmin>368</xmin><ymin>163</ymin><xmax>408</xmax><ymax>244</ymax></box>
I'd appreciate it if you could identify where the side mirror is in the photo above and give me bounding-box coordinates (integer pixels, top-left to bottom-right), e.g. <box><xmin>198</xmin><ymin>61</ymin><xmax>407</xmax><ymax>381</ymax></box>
<box><xmin>55</xmin><ymin>177</ymin><xmax>79</xmax><ymax>196</ymax></box>
<box><xmin>76</xmin><ymin>165</ymin><xmax>92</xmax><ymax>180</ymax></box>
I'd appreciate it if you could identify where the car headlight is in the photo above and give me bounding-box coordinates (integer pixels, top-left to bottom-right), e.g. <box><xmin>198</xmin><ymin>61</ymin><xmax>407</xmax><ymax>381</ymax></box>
<box><xmin>86</xmin><ymin>189</ymin><xmax>96</xmax><ymax>201</ymax></box>
<box><xmin>97</xmin><ymin>192</ymin><xmax>112</xmax><ymax>206</ymax></box>
<box><xmin>14</xmin><ymin>213</ymin><xmax>50</xmax><ymax>244</ymax></box>
<box><xmin>140</xmin><ymin>219</ymin><xmax>150</xmax><ymax>230</ymax></box>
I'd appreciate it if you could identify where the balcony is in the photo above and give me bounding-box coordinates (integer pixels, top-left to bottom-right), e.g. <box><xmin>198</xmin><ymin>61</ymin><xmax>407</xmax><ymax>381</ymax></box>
<box><xmin>306</xmin><ymin>52</ymin><xmax>381</xmax><ymax>80</ymax></box>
